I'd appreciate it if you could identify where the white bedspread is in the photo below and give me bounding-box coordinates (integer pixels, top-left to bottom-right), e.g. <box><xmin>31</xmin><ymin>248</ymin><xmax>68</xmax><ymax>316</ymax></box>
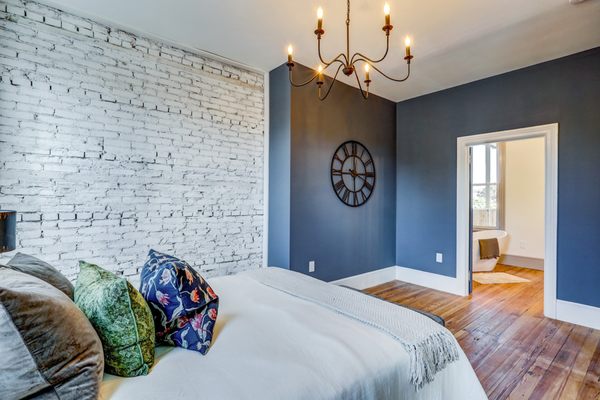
<box><xmin>101</xmin><ymin>272</ymin><xmax>487</xmax><ymax>400</ymax></box>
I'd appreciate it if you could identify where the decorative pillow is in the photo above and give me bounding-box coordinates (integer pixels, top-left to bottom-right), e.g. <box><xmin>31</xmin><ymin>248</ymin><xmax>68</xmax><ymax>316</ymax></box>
<box><xmin>75</xmin><ymin>261</ymin><xmax>155</xmax><ymax>377</ymax></box>
<box><xmin>140</xmin><ymin>249</ymin><xmax>219</xmax><ymax>354</ymax></box>
<box><xmin>0</xmin><ymin>268</ymin><xmax>103</xmax><ymax>399</ymax></box>
<box><xmin>4</xmin><ymin>252</ymin><xmax>74</xmax><ymax>299</ymax></box>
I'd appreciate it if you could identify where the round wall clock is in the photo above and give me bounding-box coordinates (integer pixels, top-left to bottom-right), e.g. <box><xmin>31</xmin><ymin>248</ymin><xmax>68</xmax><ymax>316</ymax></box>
<box><xmin>330</xmin><ymin>140</ymin><xmax>376</xmax><ymax>207</ymax></box>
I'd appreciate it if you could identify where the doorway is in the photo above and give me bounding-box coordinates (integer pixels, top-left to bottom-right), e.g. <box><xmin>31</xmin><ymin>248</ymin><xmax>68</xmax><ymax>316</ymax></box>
<box><xmin>456</xmin><ymin>124</ymin><xmax>558</xmax><ymax>318</ymax></box>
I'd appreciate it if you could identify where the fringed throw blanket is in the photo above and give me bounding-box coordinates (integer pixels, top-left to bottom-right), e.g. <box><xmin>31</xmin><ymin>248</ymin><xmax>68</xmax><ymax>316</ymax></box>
<box><xmin>479</xmin><ymin>238</ymin><xmax>500</xmax><ymax>259</ymax></box>
<box><xmin>242</xmin><ymin>268</ymin><xmax>460</xmax><ymax>390</ymax></box>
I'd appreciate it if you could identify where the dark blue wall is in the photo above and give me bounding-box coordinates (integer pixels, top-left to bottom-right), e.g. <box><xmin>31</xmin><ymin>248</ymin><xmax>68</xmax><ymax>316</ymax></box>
<box><xmin>268</xmin><ymin>65</ymin><xmax>291</xmax><ymax>269</ymax></box>
<box><xmin>269</xmin><ymin>63</ymin><xmax>397</xmax><ymax>281</ymax></box>
<box><xmin>396</xmin><ymin>48</ymin><xmax>600</xmax><ymax>307</ymax></box>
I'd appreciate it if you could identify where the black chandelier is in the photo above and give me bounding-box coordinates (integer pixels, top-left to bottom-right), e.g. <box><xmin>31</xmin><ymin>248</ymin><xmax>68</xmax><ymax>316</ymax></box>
<box><xmin>286</xmin><ymin>0</ymin><xmax>414</xmax><ymax>100</ymax></box>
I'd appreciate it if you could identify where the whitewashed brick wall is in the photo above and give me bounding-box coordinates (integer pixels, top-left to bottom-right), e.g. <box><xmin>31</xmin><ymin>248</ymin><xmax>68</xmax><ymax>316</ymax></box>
<box><xmin>0</xmin><ymin>0</ymin><xmax>264</xmax><ymax>281</ymax></box>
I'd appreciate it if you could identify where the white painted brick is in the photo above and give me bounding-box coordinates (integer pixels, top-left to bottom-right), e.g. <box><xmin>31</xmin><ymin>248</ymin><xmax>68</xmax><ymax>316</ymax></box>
<box><xmin>43</xmin><ymin>16</ymin><xmax>61</xmax><ymax>28</ymax></box>
<box><xmin>0</xmin><ymin>0</ymin><xmax>264</xmax><ymax>280</ymax></box>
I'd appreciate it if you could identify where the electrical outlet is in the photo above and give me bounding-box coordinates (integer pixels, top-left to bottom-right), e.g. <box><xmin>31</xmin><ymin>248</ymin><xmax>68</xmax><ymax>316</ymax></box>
<box><xmin>308</xmin><ymin>261</ymin><xmax>315</xmax><ymax>273</ymax></box>
<box><xmin>436</xmin><ymin>253</ymin><xmax>443</xmax><ymax>263</ymax></box>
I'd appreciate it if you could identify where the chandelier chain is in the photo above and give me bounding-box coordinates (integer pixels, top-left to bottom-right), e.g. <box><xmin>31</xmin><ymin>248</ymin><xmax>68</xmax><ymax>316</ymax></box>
<box><xmin>346</xmin><ymin>0</ymin><xmax>351</xmax><ymax>66</ymax></box>
<box><xmin>347</xmin><ymin>0</ymin><xmax>350</xmax><ymax>25</ymax></box>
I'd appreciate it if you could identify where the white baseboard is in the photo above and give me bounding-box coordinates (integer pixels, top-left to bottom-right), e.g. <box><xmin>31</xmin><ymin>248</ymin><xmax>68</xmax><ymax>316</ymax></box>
<box><xmin>499</xmin><ymin>254</ymin><xmax>544</xmax><ymax>270</ymax></box>
<box><xmin>329</xmin><ymin>266</ymin><xmax>397</xmax><ymax>290</ymax></box>
<box><xmin>556</xmin><ymin>300</ymin><xmax>600</xmax><ymax>331</ymax></box>
<box><xmin>395</xmin><ymin>266</ymin><xmax>464</xmax><ymax>296</ymax></box>
<box><xmin>330</xmin><ymin>265</ymin><xmax>463</xmax><ymax>295</ymax></box>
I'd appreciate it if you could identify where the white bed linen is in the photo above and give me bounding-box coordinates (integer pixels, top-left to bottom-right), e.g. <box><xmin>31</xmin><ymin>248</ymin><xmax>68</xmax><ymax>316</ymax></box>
<box><xmin>100</xmin><ymin>273</ymin><xmax>487</xmax><ymax>400</ymax></box>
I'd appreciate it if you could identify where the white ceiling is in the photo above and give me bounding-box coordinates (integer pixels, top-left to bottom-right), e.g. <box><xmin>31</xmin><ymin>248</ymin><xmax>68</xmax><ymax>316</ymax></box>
<box><xmin>40</xmin><ymin>0</ymin><xmax>600</xmax><ymax>102</ymax></box>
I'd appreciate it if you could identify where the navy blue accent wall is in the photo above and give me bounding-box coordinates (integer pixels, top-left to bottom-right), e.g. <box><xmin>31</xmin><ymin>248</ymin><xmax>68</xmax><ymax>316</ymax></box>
<box><xmin>269</xmin><ymin>63</ymin><xmax>396</xmax><ymax>281</ymax></box>
<box><xmin>396</xmin><ymin>48</ymin><xmax>600</xmax><ymax>307</ymax></box>
<box><xmin>268</xmin><ymin>65</ymin><xmax>291</xmax><ymax>269</ymax></box>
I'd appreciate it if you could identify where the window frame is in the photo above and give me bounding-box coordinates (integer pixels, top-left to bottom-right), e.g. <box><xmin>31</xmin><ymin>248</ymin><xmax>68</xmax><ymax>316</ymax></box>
<box><xmin>472</xmin><ymin>143</ymin><xmax>505</xmax><ymax>230</ymax></box>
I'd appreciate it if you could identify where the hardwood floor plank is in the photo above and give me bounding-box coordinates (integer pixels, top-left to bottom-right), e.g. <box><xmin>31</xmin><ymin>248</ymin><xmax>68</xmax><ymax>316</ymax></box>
<box><xmin>561</xmin><ymin>330</ymin><xmax>600</xmax><ymax>399</ymax></box>
<box><xmin>486</xmin><ymin>318</ymin><xmax>561</xmax><ymax>399</ymax></box>
<box><xmin>576</xmin><ymin>334</ymin><xmax>600</xmax><ymax>399</ymax></box>
<box><xmin>507</xmin><ymin>322</ymin><xmax>574</xmax><ymax>400</ymax></box>
<box><xmin>364</xmin><ymin>265</ymin><xmax>600</xmax><ymax>399</ymax></box>
<box><xmin>529</xmin><ymin>325</ymin><xmax>587</xmax><ymax>399</ymax></box>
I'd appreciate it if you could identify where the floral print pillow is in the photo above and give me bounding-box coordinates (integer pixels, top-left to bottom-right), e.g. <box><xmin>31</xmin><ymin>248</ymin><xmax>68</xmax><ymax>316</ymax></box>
<box><xmin>140</xmin><ymin>250</ymin><xmax>219</xmax><ymax>355</ymax></box>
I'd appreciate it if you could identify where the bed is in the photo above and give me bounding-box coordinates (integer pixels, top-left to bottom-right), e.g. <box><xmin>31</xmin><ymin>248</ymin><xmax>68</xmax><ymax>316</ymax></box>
<box><xmin>100</xmin><ymin>269</ymin><xmax>487</xmax><ymax>400</ymax></box>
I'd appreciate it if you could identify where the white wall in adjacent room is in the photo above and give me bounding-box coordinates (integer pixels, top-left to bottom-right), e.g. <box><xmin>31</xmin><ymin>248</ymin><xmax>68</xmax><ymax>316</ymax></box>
<box><xmin>0</xmin><ymin>0</ymin><xmax>264</xmax><ymax>280</ymax></box>
<box><xmin>504</xmin><ymin>137</ymin><xmax>545</xmax><ymax>259</ymax></box>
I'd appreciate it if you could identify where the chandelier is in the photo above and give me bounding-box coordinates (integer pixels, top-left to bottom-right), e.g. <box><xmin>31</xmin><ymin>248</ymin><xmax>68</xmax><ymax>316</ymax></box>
<box><xmin>286</xmin><ymin>0</ymin><xmax>414</xmax><ymax>100</ymax></box>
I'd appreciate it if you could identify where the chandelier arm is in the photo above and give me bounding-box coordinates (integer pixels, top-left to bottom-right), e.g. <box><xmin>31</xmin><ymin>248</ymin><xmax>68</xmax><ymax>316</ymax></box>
<box><xmin>350</xmin><ymin>35</ymin><xmax>390</xmax><ymax>65</ymax></box>
<box><xmin>318</xmin><ymin>37</ymin><xmax>349</xmax><ymax>66</ymax></box>
<box><xmin>318</xmin><ymin>63</ymin><xmax>344</xmax><ymax>101</ymax></box>
<box><xmin>288</xmin><ymin>69</ymin><xmax>318</xmax><ymax>88</ymax></box>
<box><xmin>352</xmin><ymin>69</ymin><xmax>369</xmax><ymax>100</ymax></box>
<box><xmin>289</xmin><ymin>58</ymin><xmax>345</xmax><ymax>88</ymax></box>
<box><xmin>355</xmin><ymin>58</ymin><xmax>411</xmax><ymax>82</ymax></box>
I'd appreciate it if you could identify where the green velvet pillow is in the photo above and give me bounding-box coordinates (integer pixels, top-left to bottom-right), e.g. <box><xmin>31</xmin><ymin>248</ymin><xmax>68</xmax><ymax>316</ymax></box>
<box><xmin>75</xmin><ymin>261</ymin><xmax>155</xmax><ymax>377</ymax></box>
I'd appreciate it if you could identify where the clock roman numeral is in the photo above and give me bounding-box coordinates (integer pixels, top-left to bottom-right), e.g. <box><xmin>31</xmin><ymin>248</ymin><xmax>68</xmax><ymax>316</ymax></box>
<box><xmin>364</xmin><ymin>181</ymin><xmax>374</xmax><ymax>191</ymax></box>
<box><xmin>334</xmin><ymin>179</ymin><xmax>345</xmax><ymax>193</ymax></box>
<box><xmin>342</xmin><ymin>188</ymin><xmax>350</xmax><ymax>203</ymax></box>
<box><xmin>353</xmin><ymin>192</ymin><xmax>359</xmax><ymax>206</ymax></box>
<box><xmin>351</xmin><ymin>142</ymin><xmax>357</xmax><ymax>156</ymax></box>
<box><xmin>332</xmin><ymin>169</ymin><xmax>342</xmax><ymax>176</ymax></box>
<box><xmin>364</xmin><ymin>159</ymin><xmax>373</xmax><ymax>167</ymax></box>
<box><xmin>343</xmin><ymin>145</ymin><xmax>350</xmax><ymax>158</ymax></box>
<box><xmin>365</xmin><ymin>171</ymin><xmax>375</xmax><ymax>178</ymax></box>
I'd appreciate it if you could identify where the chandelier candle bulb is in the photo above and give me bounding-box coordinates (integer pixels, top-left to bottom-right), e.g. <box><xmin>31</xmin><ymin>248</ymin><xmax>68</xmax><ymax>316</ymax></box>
<box><xmin>317</xmin><ymin>65</ymin><xmax>324</xmax><ymax>84</ymax></box>
<box><xmin>287</xmin><ymin>45</ymin><xmax>293</xmax><ymax>63</ymax></box>
<box><xmin>384</xmin><ymin>3</ymin><xmax>391</xmax><ymax>26</ymax></box>
<box><xmin>405</xmin><ymin>36</ymin><xmax>411</xmax><ymax>57</ymax></box>
<box><xmin>364</xmin><ymin>64</ymin><xmax>371</xmax><ymax>82</ymax></box>
<box><xmin>317</xmin><ymin>7</ymin><xmax>324</xmax><ymax>30</ymax></box>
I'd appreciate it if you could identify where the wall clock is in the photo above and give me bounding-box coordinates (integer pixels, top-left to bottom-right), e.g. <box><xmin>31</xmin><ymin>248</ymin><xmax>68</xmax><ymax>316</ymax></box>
<box><xmin>330</xmin><ymin>140</ymin><xmax>376</xmax><ymax>207</ymax></box>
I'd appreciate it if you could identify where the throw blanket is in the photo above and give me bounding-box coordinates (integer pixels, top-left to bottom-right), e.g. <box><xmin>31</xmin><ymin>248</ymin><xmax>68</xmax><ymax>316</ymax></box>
<box><xmin>479</xmin><ymin>238</ymin><xmax>500</xmax><ymax>259</ymax></box>
<box><xmin>242</xmin><ymin>268</ymin><xmax>460</xmax><ymax>390</ymax></box>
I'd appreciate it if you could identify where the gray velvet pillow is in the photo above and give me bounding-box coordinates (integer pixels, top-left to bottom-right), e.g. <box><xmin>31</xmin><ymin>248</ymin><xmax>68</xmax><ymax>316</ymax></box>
<box><xmin>5</xmin><ymin>253</ymin><xmax>74</xmax><ymax>299</ymax></box>
<box><xmin>0</xmin><ymin>268</ymin><xmax>104</xmax><ymax>399</ymax></box>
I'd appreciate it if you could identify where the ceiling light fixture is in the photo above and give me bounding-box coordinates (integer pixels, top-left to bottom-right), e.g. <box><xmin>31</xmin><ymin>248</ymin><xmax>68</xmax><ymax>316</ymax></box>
<box><xmin>286</xmin><ymin>0</ymin><xmax>414</xmax><ymax>100</ymax></box>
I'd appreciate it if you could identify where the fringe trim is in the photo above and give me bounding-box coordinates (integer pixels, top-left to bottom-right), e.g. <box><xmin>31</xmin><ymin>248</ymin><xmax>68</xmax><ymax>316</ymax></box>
<box><xmin>409</xmin><ymin>330</ymin><xmax>460</xmax><ymax>390</ymax></box>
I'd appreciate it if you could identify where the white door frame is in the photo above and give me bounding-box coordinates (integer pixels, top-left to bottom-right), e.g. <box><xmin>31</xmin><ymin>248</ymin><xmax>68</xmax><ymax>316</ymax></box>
<box><xmin>456</xmin><ymin>123</ymin><xmax>558</xmax><ymax>318</ymax></box>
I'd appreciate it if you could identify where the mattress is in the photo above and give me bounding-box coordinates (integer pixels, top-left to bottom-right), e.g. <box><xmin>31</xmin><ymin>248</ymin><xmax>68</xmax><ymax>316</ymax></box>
<box><xmin>100</xmin><ymin>272</ymin><xmax>487</xmax><ymax>400</ymax></box>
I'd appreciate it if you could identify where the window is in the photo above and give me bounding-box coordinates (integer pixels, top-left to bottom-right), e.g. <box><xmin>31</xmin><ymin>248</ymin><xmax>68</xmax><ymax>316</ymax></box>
<box><xmin>471</xmin><ymin>143</ymin><xmax>504</xmax><ymax>229</ymax></box>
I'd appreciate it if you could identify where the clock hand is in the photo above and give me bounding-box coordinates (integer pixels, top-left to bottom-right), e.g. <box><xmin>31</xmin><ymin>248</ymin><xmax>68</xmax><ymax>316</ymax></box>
<box><xmin>354</xmin><ymin>171</ymin><xmax>372</xmax><ymax>177</ymax></box>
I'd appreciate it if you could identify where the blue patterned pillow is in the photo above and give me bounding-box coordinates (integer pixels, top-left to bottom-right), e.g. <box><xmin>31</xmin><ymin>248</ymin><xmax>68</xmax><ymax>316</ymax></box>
<box><xmin>139</xmin><ymin>250</ymin><xmax>219</xmax><ymax>354</ymax></box>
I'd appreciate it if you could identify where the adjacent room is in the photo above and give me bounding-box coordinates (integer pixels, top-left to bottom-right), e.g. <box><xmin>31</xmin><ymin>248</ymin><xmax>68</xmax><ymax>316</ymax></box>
<box><xmin>470</xmin><ymin>137</ymin><xmax>545</xmax><ymax>292</ymax></box>
<box><xmin>1</xmin><ymin>0</ymin><xmax>599</xmax><ymax>399</ymax></box>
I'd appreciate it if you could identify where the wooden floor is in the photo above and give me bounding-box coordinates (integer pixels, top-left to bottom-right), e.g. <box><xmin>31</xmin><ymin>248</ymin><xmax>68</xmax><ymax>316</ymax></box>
<box><xmin>365</xmin><ymin>265</ymin><xmax>600</xmax><ymax>400</ymax></box>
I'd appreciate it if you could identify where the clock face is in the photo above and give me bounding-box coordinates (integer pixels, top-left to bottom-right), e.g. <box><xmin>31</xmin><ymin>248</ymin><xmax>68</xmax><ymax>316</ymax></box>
<box><xmin>330</xmin><ymin>140</ymin><xmax>376</xmax><ymax>207</ymax></box>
